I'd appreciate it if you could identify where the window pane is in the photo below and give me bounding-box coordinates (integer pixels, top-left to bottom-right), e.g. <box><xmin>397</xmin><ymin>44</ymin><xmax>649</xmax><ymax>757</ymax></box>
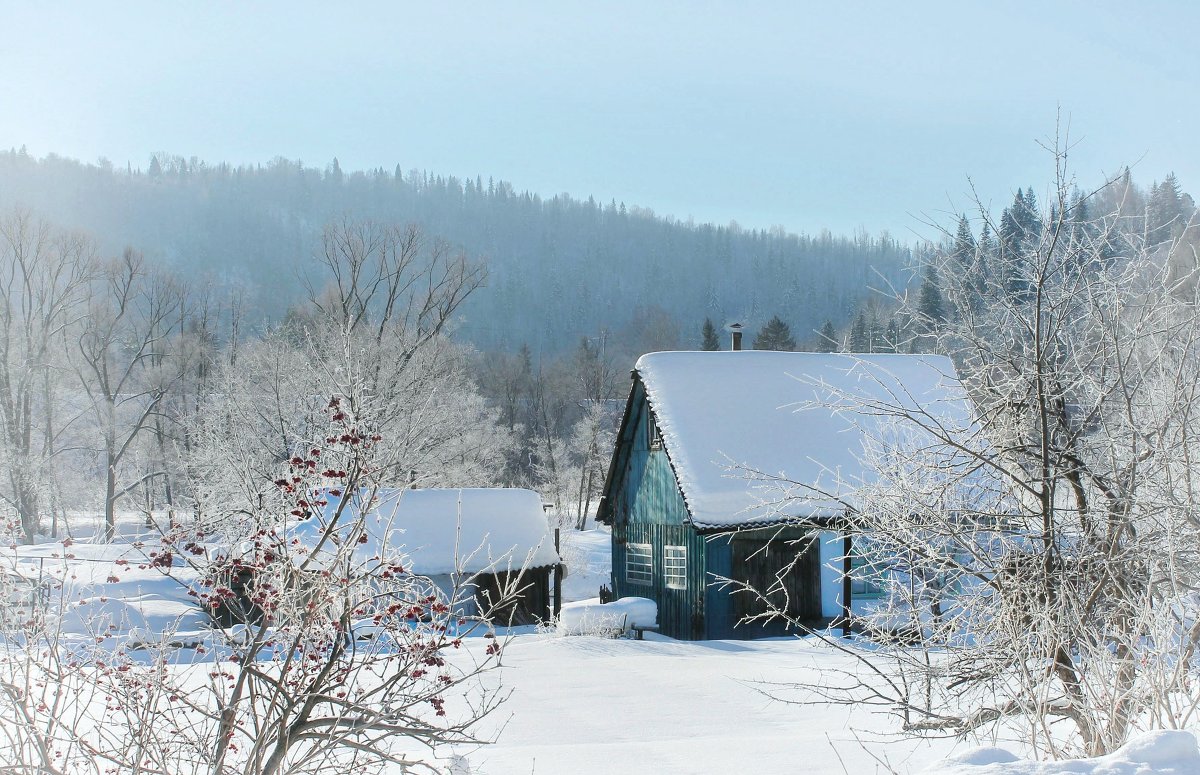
<box><xmin>627</xmin><ymin>543</ymin><xmax>652</xmax><ymax>585</ymax></box>
<box><xmin>664</xmin><ymin>545</ymin><xmax>687</xmax><ymax>589</ymax></box>
<box><xmin>647</xmin><ymin>413</ymin><xmax>662</xmax><ymax>449</ymax></box>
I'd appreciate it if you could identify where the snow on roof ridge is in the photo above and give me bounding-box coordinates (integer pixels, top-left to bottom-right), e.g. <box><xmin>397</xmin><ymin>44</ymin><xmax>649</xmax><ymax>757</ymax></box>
<box><xmin>293</xmin><ymin>486</ymin><xmax>560</xmax><ymax>575</ymax></box>
<box><xmin>632</xmin><ymin>351</ymin><xmax>974</xmax><ymax>529</ymax></box>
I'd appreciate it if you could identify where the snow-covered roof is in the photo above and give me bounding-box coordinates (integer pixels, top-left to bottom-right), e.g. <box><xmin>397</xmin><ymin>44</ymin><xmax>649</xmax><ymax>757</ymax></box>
<box><xmin>634</xmin><ymin>351</ymin><xmax>977</xmax><ymax>529</ymax></box>
<box><xmin>292</xmin><ymin>487</ymin><xmax>560</xmax><ymax>575</ymax></box>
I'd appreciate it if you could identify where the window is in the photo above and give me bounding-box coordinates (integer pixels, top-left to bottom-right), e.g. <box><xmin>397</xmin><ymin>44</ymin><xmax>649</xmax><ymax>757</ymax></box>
<box><xmin>646</xmin><ymin>411</ymin><xmax>662</xmax><ymax>450</ymax></box>
<box><xmin>663</xmin><ymin>545</ymin><xmax>687</xmax><ymax>589</ymax></box>
<box><xmin>850</xmin><ymin>541</ymin><xmax>885</xmax><ymax>599</ymax></box>
<box><xmin>626</xmin><ymin>543</ymin><xmax>653</xmax><ymax>585</ymax></box>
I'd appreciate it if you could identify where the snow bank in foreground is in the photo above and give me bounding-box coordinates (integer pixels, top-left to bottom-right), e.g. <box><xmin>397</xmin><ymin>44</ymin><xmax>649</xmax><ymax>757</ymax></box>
<box><xmin>557</xmin><ymin>596</ymin><xmax>657</xmax><ymax>635</ymax></box>
<box><xmin>922</xmin><ymin>730</ymin><xmax>1200</xmax><ymax>775</ymax></box>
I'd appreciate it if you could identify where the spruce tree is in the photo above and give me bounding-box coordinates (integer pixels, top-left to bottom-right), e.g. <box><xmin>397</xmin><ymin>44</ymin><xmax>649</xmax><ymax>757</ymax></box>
<box><xmin>815</xmin><ymin>320</ymin><xmax>838</xmax><ymax>352</ymax></box>
<box><xmin>1149</xmin><ymin>173</ymin><xmax>1184</xmax><ymax>243</ymax></box>
<box><xmin>975</xmin><ymin>221</ymin><xmax>995</xmax><ymax>307</ymax></box>
<box><xmin>701</xmin><ymin>318</ymin><xmax>720</xmax><ymax>350</ymax></box>
<box><xmin>849</xmin><ymin>311</ymin><xmax>869</xmax><ymax>352</ymax></box>
<box><xmin>999</xmin><ymin>188</ymin><xmax>1040</xmax><ymax>301</ymax></box>
<box><xmin>869</xmin><ymin>307</ymin><xmax>888</xmax><ymax>353</ymax></box>
<box><xmin>752</xmin><ymin>315</ymin><xmax>797</xmax><ymax>351</ymax></box>
<box><xmin>978</xmin><ymin>220</ymin><xmax>995</xmax><ymax>258</ymax></box>
<box><xmin>998</xmin><ymin>190</ymin><xmax>1024</xmax><ymax>259</ymax></box>
<box><xmin>952</xmin><ymin>215</ymin><xmax>976</xmax><ymax>269</ymax></box>
<box><xmin>918</xmin><ymin>263</ymin><xmax>946</xmax><ymax>325</ymax></box>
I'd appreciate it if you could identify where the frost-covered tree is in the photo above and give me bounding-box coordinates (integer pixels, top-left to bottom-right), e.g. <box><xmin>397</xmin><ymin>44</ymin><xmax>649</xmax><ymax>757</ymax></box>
<box><xmin>1</xmin><ymin>399</ymin><xmax>519</xmax><ymax>775</ymax></box>
<box><xmin>0</xmin><ymin>211</ymin><xmax>94</xmax><ymax>542</ymax></box>
<box><xmin>0</xmin><ymin>219</ymin><xmax>518</xmax><ymax>774</ymax></box>
<box><xmin>186</xmin><ymin>220</ymin><xmax>504</xmax><ymax>533</ymax></box>
<box><xmin>752</xmin><ymin>141</ymin><xmax>1200</xmax><ymax>758</ymax></box>
<box><xmin>73</xmin><ymin>249</ymin><xmax>182</xmax><ymax>541</ymax></box>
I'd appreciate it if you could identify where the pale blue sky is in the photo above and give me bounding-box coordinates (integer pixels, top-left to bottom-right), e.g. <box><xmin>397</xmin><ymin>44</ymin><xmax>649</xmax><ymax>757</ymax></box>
<box><xmin>3</xmin><ymin>2</ymin><xmax>1196</xmax><ymax>238</ymax></box>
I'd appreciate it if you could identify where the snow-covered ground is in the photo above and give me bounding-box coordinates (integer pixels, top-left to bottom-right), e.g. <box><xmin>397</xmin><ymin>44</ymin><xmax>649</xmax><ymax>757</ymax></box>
<box><xmin>922</xmin><ymin>731</ymin><xmax>1200</xmax><ymax>775</ymax></box>
<box><xmin>453</xmin><ymin>633</ymin><xmax>958</xmax><ymax>774</ymax></box>
<box><xmin>5</xmin><ymin>519</ymin><xmax>1198</xmax><ymax>774</ymax></box>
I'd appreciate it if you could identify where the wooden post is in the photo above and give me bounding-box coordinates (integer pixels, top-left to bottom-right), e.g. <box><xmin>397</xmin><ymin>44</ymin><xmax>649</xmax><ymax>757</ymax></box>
<box><xmin>842</xmin><ymin>533</ymin><xmax>853</xmax><ymax>637</ymax></box>
<box><xmin>553</xmin><ymin>528</ymin><xmax>563</xmax><ymax>619</ymax></box>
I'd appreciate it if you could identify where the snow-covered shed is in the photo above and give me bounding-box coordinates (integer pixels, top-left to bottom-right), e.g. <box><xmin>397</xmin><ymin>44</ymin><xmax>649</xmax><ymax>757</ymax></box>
<box><xmin>232</xmin><ymin>488</ymin><xmax>561</xmax><ymax>626</ymax></box>
<box><xmin>595</xmin><ymin>351</ymin><xmax>975</xmax><ymax>640</ymax></box>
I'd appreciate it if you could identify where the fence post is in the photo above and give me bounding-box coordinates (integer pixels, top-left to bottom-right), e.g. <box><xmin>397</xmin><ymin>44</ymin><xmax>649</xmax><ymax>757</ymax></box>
<box><xmin>553</xmin><ymin>528</ymin><xmax>562</xmax><ymax>619</ymax></box>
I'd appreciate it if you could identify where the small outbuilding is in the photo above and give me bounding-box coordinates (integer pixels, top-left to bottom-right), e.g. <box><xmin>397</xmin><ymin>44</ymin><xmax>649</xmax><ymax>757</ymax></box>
<box><xmin>339</xmin><ymin>487</ymin><xmax>561</xmax><ymax>624</ymax></box>
<box><xmin>596</xmin><ymin>350</ymin><xmax>975</xmax><ymax>640</ymax></box>
<box><xmin>226</xmin><ymin>487</ymin><xmax>561</xmax><ymax>626</ymax></box>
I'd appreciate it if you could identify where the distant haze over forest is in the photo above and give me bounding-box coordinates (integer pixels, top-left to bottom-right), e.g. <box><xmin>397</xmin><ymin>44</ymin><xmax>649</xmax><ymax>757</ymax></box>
<box><xmin>0</xmin><ymin>149</ymin><xmax>920</xmax><ymax>358</ymax></box>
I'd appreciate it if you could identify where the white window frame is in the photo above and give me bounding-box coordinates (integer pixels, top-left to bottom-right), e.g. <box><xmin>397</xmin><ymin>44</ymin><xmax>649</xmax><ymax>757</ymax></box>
<box><xmin>663</xmin><ymin>544</ymin><xmax>687</xmax><ymax>589</ymax></box>
<box><xmin>850</xmin><ymin>540</ymin><xmax>885</xmax><ymax>599</ymax></box>
<box><xmin>646</xmin><ymin>411</ymin><xmax>662</xmax><ymax>450</ymax></box>
<box><xmin>626</xmin><ymin>542</ymin><xmax>653</xmax><ymax>585</ymax></box>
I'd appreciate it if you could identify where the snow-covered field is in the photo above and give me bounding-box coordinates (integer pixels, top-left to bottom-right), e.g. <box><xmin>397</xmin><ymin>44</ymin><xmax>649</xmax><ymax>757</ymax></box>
<box><xmin>5</xmin><ymin>517</ymin><xmax>1198</xmax><ymax>774</ymax></box>
<box><xmin>455</xmin><ymin>633</ymin><xmax>957</xmax><ymax>774</ymax></box>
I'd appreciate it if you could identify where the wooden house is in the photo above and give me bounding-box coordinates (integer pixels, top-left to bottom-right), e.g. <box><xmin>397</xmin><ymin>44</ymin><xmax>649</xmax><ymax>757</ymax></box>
<box><xmin>595</xmin><ymin>351</ymin><xmax>973</xmax><ymax>640</ymax></box>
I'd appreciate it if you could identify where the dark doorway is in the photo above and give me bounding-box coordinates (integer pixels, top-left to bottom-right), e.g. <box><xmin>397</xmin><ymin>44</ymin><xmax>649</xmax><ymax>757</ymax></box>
<box><xmin>730</xmin><ymin>535</ymin><xmax>822</xmax><ymax>626</ymax></box>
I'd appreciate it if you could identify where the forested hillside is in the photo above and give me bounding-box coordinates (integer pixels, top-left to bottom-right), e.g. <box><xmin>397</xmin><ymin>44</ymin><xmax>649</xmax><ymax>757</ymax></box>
<box><xmin>0</xmin><ymin>148</ymin><xmax>917</xmax><ymax>356</ymax></box>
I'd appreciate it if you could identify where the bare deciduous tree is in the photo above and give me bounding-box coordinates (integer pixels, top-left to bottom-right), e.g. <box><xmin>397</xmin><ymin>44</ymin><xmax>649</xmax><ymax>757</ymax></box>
<box><xmin>746</xmin><ymin>142</ymin><xmax>1200</xmax><ymax>758</ymax></box>
<box><xmin>0</xmin><ymin>210</ymin><xmax>95</xmax><ymax>543</ymax></box>
<box><xmin>2</xmin><ymin>219</ymin><xmax>519</xmax><ymax>774</ymax></box>
<box><xmin>73</xmin><ymin>249</ymin><xmax>182</xmax><ymax>540</ymax></box>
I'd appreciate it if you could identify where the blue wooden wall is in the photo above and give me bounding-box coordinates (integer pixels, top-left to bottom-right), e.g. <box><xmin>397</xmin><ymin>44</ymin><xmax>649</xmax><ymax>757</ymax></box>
<box><xmin>609</xmin><ymin>385</ymin><xmax>707</xmax><ymax>639</ymax></box>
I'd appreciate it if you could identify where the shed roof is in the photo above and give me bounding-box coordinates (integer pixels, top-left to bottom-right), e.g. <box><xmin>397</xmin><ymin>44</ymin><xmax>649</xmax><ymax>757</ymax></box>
<box><xmin>292</xmin><ymin>487</ymin><xmax>559</xmax><ymax>575</ymax></box>
<box><xmin>633</xmin><ymin>351</ymin><xmax>977</xmax><ymax>529</ymax></box>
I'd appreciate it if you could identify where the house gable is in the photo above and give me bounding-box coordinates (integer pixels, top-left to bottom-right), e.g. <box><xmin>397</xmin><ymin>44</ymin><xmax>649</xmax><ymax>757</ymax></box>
<box><xmin>600</xmin><ymin>378</ymin><xmax>705</xmax><ymax>638</ymax></box>
<box><xmin>598</xmin><ymin>379</ymin><xmax>691</xmax><ymax>529</ymax></box>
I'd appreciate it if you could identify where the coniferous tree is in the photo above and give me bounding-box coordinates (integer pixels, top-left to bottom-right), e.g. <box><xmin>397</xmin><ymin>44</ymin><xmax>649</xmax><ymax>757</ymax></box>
<box><xmin>701</xmin><ymin>318</ymin><xmax>720</xmax><ymax>350</ymax></box>
<box><xmin>1149</xmin><ymin>173</ymin><xmax>1185</xmax><ymax>243</ymax></box>
<box><xmin>815</xmin><ymin>320</ymin><xmax>838</xmax><ymax>353</ymax></box>
<box><xmin>917</xmin><ymin>263</ymin><xmax>946</xmax><ymax>325</ymax></box>
<box><xmin>752</xmin><ymin>315</ymin><xmax>796</xmax><ymax>351</ymax></box>
<box><xmin>952</xmin><ymin>215</ymin><xmax>975</xmax><ymax>269</ymax></box>
<box><xmin>978</xmin><ymin>220</ymin><xmax>995</xmax><ymax>259</ymax></box>
<box><xmin>913</xmin><ymin>263</ymin><xmax>946</xmax><ymax>353</ymax></box>
<box><xmin>883</xmin><ymin>319</ymin><xmax>901</xmax><ymax>352</ymax></box>
<box><xmin>949</xmin><ymin>215</ymin><xmax>978</xmax><ymax>314</ymax></box>
<box><xmin>998</xmin><ymin>189</ymin><xmax>1023</xmax><ymax>258</ymax></box>
<box><xmin>999</xmin><ymin>188</ymin><xmax>1040</xmax><ymax>300</ymax></box>
<box><xmin>975</xmin><ymin>220</ymin><xmax>995</xmax><ymax>307</ymax></box>
<box><xmin>869</xmin><ymin>307</ymin><xmax>888</xmax><ymax>352</ymax></box>
<box><xmin>1021</xmin><ymin>187</ymin><xmax>1040</xmax><ymax>232</ymax></box>
<box><xmin>849</xmin><ymin>311</ymin><xmax>869</xmax><ymax>352</ymax></box>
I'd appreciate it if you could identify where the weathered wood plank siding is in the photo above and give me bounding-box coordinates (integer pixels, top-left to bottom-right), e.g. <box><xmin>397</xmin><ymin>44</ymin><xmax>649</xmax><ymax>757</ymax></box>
<box><xmin>703</xmin><ymin>537</ymin><xmax>735</xmax><ymax>639</ymax></box>
<box><xmin>704</xmin><ymin>527</ymin><xmax>824</xmax><ymax>639</ymax></box>
<box><xmin>613</xmin><ymin>523</ymin><xmax>707</xmax><ymax>639</ymax></box>
<box><xmin>609</xmin><ymin>387</ymin><xmax>707</xmax><ymax>638</ymax></box>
